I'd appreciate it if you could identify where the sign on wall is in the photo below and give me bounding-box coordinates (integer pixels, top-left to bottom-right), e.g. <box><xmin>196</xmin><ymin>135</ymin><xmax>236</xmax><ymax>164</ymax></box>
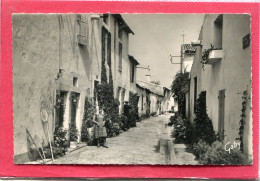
<box><xmin>243</xmin><ymin>33</ymin><xmax>250</xmax><ymax>49</ymax></box>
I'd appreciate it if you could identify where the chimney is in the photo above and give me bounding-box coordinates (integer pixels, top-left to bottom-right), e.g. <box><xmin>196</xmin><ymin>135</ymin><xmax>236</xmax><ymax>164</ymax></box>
<box><xmin>145</xmin><ymin>74</ymin><xmax>151</xmax><ymax>83</ymax></box>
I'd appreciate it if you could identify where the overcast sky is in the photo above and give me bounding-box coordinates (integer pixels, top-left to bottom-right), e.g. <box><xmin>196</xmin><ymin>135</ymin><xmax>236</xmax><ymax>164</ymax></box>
<box><xmin>122</xmin><ymin>14</ymin><xmax>205</xmax><ymax>88</ymax></box>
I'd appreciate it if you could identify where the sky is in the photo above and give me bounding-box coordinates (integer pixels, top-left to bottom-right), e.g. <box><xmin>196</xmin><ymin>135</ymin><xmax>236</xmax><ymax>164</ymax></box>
<box><xmin>122</xmin><ymin>14</ymin><xmax>205</xmax><ymax>88</ymax></box>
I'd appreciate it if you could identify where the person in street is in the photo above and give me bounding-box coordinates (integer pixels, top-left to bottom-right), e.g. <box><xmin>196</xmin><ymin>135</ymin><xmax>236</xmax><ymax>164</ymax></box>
<box><xmin>123</xmin><ymin>101</ymin><xmax>130</xmax><ymax>129</ymax></box>
<box><xmin>92</xmin><ymin>109</ymin><xmax>108</xmax><ymax>148</ymax></box>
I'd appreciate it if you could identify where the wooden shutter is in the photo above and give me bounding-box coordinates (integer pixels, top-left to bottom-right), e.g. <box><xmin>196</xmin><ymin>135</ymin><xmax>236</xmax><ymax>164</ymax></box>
<box><xmin>77</xmin><ymin>15</ymin><xmax>87</xmax><ymax>45</ymax></box>
<box><xmin>131</xmin><ymin>63</ymin><xmax>135</xmax><ymax>82</ymax></box>
<box><xmin>107</xmin><ymin>32</ymin><xmax>111</xmax><ymax>67</ymax></box>
<box><xmin>119</xmin><ymin>43</ymin><xmax>122</xmax><ymax>71</ymax></box>
<box><xmin>218</xmin><ymin>89</ymin><xmax>225</xmax><ymax>140</ymax></box>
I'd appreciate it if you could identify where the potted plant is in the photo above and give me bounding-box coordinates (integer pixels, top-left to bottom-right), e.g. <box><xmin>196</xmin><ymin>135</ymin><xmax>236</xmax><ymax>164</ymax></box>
<box><xmin>69</xmin><ymin>121</ymin><xmax>79</xmax><ymax>148</ymax></box>
<box><xmin>54</xmin><ymin>127</ymin><xmax>68</xmax><ymax>155</ymax></box>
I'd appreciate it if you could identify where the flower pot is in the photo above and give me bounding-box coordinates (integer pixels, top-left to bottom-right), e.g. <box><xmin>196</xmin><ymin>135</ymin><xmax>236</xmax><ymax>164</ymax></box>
<box><xmin>70</xmin><ymin>141</ymin><xmax>77</xmax><ymax>149</ymax></box>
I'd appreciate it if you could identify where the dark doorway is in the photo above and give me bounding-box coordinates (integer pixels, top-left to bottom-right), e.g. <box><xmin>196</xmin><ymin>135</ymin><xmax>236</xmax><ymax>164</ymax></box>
<box><xmin>55</xmin><ymin>91</ymin><xmax>66</xmax><ymax>128</ymax></box>
<box><xmin>70</xmin><ymin>92</ymin><xmax>80</xmax><ymax>135</ymax></box>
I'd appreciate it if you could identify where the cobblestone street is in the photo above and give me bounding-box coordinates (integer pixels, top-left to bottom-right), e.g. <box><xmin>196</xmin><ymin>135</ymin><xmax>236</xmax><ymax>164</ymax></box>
<box><xmin>52</xmin><ymin>114</ymin><xmax>197</xmax><ymax>165</ymax></box>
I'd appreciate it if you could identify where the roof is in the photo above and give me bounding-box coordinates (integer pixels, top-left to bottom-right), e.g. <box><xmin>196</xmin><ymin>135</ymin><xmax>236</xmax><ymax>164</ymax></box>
<box><xmin>136</xmin><ymin>80</ymin><xmax>164</xmax><ymax>96</ymax></box>
<box><xmin>163</xmin><ymin>87</ymin><xmax>171</xmax><ymax>92</ymax></box>
<box><xmin>128</xmin><ymin>55</ymin><xmax>139</xmax><ymax>65</ymax></box>
<box><xmin>182</xmin><ymin>44</ymin><xmax>197</xmax><ymax>54</ymax></box>
<box><xmin>113</xmin><ymin>14</ymin><xmax>134</xmax><ymax>35</ymax></box>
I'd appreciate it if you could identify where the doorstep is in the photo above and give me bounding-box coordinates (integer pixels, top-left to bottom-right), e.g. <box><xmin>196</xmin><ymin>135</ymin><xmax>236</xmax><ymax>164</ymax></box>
<box><xmin>67</xmin><ymin>142</ymin><xmax>88</xmax><ymax>153</ymax></box>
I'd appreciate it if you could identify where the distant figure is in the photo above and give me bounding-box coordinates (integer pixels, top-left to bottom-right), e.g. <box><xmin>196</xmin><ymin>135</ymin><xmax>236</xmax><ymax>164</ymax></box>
<box><xmin>124</xmin><ymin>101</ymin><xmax>130</xmax><ymax>129</ymax></box>
<box><xmin>92</xmin><ymin>109</ymin><xmax>108</xmax><ymax>148</ymax></box>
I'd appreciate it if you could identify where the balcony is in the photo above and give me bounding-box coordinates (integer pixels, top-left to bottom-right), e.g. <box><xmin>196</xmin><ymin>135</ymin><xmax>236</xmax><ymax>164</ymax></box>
<box><xmin>207</xmin><ymin>49</ymin><xmax>222</xmax><ymax>64</ymax></box>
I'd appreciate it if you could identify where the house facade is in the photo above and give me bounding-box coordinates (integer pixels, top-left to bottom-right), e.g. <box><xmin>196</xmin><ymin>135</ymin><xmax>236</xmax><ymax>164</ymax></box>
<box><xmin>180</xmin><ymin>43</ymin><xmax>196</xmax><ymax>73</ymax></box>
<box><xmin>102</xmin><ymin>14</ymin><xmax>136</xmax><ymax>113</ymax></box>
<box><xmin>136</xmin><ymin>80</ymin><xmax>172</xmax><ymax>117</ymax></box>
<box><xmin>189</xmin><ymin>14</ymin><xmax>252</xmax><ymax>159</ymax></box>
<box><xmin>136</xmin><ymin>84</ymin><xmax>150</xmax><ymax>118</ymax></box>
<box><xmin>161</xmin><ymin>87</ymin><xmax>172</xmax><ymax>114</ymax></box>
<box><xmin>13</xmin><ymin>13</ymin><xmax>138</xmax><ymax>163</ymax></box>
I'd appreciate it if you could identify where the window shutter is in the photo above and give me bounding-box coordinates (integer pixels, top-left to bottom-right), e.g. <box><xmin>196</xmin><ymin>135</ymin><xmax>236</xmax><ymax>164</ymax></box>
<box><xmin>119</xmin><ymin>43</ymin><xmax>122</xmax><ymax>71</ymax></box>
<box><xmin>77</xmin><ymin>15</ymin><xmax>87</xmax><ymax>46</ymax></box>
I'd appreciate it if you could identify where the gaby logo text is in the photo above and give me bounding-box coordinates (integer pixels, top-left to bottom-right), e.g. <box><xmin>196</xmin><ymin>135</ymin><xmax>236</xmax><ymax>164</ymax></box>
<box><xmin>224</xmin><ymin>141</ymin><xmax>241</xmax><ymax>154</ymax></box>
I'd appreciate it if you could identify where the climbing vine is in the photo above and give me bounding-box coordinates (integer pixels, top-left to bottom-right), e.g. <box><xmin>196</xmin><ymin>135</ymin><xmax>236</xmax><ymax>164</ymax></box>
<box><xmin>129</xmin><ymin>92</ymin><xmax>140</xmax><ymax>127</ymax></box>
<box><xmin>98</xmin><ymin>28</ymin><xmax>114</xmax><ymax>116</ymax></box>
<box><xmin>81</xmin><ymin>98</ymin><xmax>96</xmax><ymax>143</ymax></box>
<box><xmin>69</xmin><ymin>121</ymin><xmax>78</xmax><ymax>142</ymax></box>
<box><xmin>97</xmin><ymin>29</ymin><xmax>121</xmax><ymax>136</ymax></box>
<box><xmin>193</xmin><ymin>92</ymin><xmax>217</xmax><ymax>145</ymax></box>
<box><xmin>237</xmin><ymin>90</ymin><xmax>248</xmax><ymax>152</ymax></box>
<box><xmin>201</xmin><ymin>44</ymin><xmax>214</xmax><ymax>70</ymax></box>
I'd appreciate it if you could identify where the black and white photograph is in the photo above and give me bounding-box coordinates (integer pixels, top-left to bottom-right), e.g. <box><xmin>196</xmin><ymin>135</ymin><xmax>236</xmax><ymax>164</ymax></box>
<box><xmin>13</xmin><ymin>13</ymin><xmax>252</xmax><ymax>165</ymax></box>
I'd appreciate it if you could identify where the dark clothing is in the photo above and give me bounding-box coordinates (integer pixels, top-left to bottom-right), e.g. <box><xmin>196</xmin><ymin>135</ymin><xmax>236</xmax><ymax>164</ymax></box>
<box><xmin>124</xmin><ymin>105</ymin><xmax>130</xmax><ymax>116</ymax></box>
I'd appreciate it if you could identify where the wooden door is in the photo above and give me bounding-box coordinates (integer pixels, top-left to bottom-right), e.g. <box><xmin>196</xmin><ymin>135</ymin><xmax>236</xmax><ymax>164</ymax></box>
<box><xmin>218</xmin><ymin>89</ymin><xmax>225</xmax><ymax>140</ymax></box>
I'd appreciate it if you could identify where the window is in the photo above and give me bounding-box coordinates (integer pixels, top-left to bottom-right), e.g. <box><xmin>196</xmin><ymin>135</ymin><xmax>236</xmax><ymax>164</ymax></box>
<box><xmin>118</xmin><ymin>42</ymin><xmax>122</xmax><ymax>71</ymax></box>
<box><xmin>118</xmin><ymin>24</ymin><xmax>123</xmax><ymax>39</ymax></box>
<box><xmin>194</xmin><ymin>77</ymin><xmax>197</xmax><ymax>112</ymax></box>
<box><xmin>214</xmin><ymin>14</ymin><xmax>223</xmax><ymax>49</ymax></box>
<box><xmin>130</xmin><ymin>63</ymin><xmax>135</xmax><ymax>82</ymax></box>
<box><xmin>77</xmin><ymin>14</ymin><xmax>87</xmax><ymax>46</ymax></box>
<box><xmin>73</xmin><ymin>77</ymin><xmax>78</xmax><ymax>87</ymax></box>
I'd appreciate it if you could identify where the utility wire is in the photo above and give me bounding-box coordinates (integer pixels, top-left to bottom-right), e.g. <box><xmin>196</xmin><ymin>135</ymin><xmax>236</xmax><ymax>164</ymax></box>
<box><xmin>139</xmin><ymin>16</ymin><xmax>172</xmax><ymax>57</ymax></box>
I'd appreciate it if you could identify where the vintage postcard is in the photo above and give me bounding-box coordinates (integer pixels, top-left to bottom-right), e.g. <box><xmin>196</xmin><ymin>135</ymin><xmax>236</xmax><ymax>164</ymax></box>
<box><xmin>12</xmin><ymin>13</ymin><xmax>252</xmax><ymax>165</ymax></box>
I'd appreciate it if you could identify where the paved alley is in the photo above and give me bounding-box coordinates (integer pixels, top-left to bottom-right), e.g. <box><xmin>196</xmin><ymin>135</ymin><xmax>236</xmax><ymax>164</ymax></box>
<box><xmin>51</xmin><ymin>114</ymin><xmax>197</xmax><ymax>165</ymax></box>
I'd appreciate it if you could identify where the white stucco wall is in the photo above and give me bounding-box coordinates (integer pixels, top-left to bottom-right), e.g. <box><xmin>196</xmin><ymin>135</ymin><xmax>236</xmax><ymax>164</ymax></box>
<box><xmin>182</xmin><ymin>54</ymin><xmax>194</xmax><ymax>73</ymax></box>
<box><xmin>13</xmin><ymin>14</ymin><xmax>102</xmax><ymax>163</ymax></box>
<box><xmin>189</xmin><ymin>14</ymin><xmax>252</xmax><ymax>159</ymax></box>
<box><xmin>105</xmin><ymin>15</ymin><xmax>134</xmax><ymax>113</ymax></box>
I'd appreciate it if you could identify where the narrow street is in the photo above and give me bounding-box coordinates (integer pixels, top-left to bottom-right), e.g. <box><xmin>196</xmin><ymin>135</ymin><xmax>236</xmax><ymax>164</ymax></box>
<box><xmin>52</xmin><ymin>114</ymin><xmax>197</xmax><ymax>165</ymax></box>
